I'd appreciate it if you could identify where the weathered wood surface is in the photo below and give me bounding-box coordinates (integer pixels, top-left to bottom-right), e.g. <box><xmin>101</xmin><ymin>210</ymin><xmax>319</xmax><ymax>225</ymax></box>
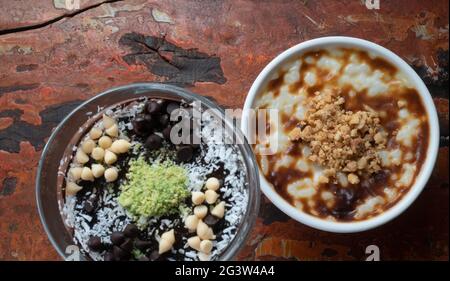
<box><xmin>0</xmin><ymin>0</ymin><xmax>448</xmax><ymax>260</ymax></box>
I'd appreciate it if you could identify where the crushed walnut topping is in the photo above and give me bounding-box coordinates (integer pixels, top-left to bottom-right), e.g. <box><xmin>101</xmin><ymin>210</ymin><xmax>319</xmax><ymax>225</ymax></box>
<box><xmin>289</xmin><ymin>89</ymin><xmax>387</xmax><ymax>183</ymax></box>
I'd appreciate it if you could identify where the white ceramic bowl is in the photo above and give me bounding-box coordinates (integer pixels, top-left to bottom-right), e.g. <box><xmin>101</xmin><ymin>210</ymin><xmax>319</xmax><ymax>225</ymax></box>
<box><xmin>241</xmin><ymin>36</ymin><xmax>439</xmax><ymax>233</ymax></box>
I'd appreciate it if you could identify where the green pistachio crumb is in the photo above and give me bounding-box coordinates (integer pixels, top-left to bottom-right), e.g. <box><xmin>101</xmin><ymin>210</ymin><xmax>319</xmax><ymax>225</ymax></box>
<box><xmin>118</xmin><ymin>157</ymin><xmax>189</xmax><ymax>218</ymax></box>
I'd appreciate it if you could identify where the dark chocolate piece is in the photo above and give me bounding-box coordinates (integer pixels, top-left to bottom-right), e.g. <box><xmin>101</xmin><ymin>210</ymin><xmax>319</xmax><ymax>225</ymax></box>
<box><xmin>145</xmin><ymin>134</ymin><xmax>163</xmax><ymax>150</ymax></box>
<box><xmin>123</xmin><ymin>224</ymin><xmax>139</xmax><ymax>238</ymax></box>
<box><xmin>104</xmin><ymin>250</ymin><xmax>115</xmax><ymax>261</ymax></box>
<box><xmin>166</xmin><ymin>102</ymin><xmax>179</xmax><ymax>115</ymax></box>
<box><xmin>113</xmin><ymin>245</ymin><xmax>129</xmax><ymax>260</ymax></box>
<box><xmin>135</xmin><ymin>239</ymin><xmax>152</xmax><ymax>251</ymax></box>
<box><xmin>110</xmin><ymin>231</ymin><xmax>126</xmax><ymax>246</ymax></box>
<box><xmin>162</xmin><ymin>126</ymin><xmax>172</xmax><ymax>140</ymax></box>
<box><xmin>87</xmin><ymin>236</ymin><xmax>104</xmax><ymax>252</ymax></box>
<box><xmin>176</xmin><ymin>145</ymin><xmax>193</xmax><ymax>162</ymax></box>
<box><xmin>147</xmin><ymin>101</ymin><xmax>163</xmax><ymax>114</ymax></box>
<box><xmin>159</xmin><ymin>114</ymin><xmax>170</xmax><ymax>127</ymax></box>
<box><xmin>204</xmin><ymin>214</ymin><xmax>220</xmax><ymax>226</ymax></box>
<box><xmin>120</xmin><ymin>238</ymin><xmax>134</xmax><ymax>253</ymax></box>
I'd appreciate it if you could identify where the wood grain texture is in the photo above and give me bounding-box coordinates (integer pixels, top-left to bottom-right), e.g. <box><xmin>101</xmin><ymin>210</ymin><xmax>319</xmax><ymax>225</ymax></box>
<box><xmin>0</xmin><ymin>0</ymin><xmax>448</xmax><ymax>260</ymax></box>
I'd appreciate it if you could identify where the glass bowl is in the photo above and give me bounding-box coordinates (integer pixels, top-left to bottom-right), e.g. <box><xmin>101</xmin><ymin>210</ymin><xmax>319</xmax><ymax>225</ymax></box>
<box><xmin>36</xmin><ymin>83</ymin><xmax>260</xmax><ymax>261</ymax></box>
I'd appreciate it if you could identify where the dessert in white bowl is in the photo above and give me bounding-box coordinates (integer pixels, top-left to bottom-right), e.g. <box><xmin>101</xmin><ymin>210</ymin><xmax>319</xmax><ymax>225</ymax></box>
<box><xmin>242</xmin><ymin>37</ymin><xmax>439</xmax><ymax>233</ymax></box>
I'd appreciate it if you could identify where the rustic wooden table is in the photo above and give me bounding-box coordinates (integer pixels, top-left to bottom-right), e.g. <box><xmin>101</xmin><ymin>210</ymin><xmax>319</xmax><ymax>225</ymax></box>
<box><xmin>0</xmin><ymin>0</ymin><xmax>448</xmax><ymax>261</ymax></box>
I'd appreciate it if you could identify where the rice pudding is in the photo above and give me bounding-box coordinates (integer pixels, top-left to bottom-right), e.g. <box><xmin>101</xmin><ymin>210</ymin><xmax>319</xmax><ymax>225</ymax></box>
<box><xmin>253</xmin><ymin>47</ymin><xmax>430</xmax><ymax>221</ymax></box>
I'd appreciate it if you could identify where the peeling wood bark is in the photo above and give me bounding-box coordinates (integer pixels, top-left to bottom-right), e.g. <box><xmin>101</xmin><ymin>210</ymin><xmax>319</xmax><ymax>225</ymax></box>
<box><xmin>0</xmin><ymin>101</ymin><xmax>82</xmax><ymax>153</ymax></box>
<box><xmin>0</xmin><ymin>0</ymin><xmax>124</xmax><ymax>35</ymax></box>
<box><xmin>119</xmin><ymin>32</ymin><xmax>227</xmax><ymax>85</ymax></box>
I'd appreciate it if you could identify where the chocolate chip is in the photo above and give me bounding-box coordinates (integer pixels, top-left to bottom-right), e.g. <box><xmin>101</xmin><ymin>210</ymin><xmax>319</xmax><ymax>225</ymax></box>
<box><xmin>203</xmin><ymin>214</ymin><xmax>219</xmax><ymax>226</ymax></box>
<box><xmin>149</xmin><ymin>250</ymin><xmax>160</xmax><ymax>261</ymax></box>
<box><xmin>87</xmin><ymin>236</ymin><xmax>104</xmax><ymax>252</ymax></box>
<box><xmin>135</xmin><ymin>239</ymin><xmax>152</xmax><ymax>251</ymax></box>
<box><xmin>159</xmin><ymin>114</ymin><xmax>170</xmax><ymax>127</ymax></box>
<box><xmin>147</xmin><ymin>101</ymin><xmax>163</xmax><ymax>114</ymax></box>
<box><xmin>113</xmin><ymin>245</ymin><xmax>129</xmax><ymax>261</ymax></box>
<box><xmin>162</xmin><ymin>126</ymin><xmax>172</xmax><ymax>140</ymax></box>
<box><xmin>138</xmin><ymin>256</ymin><xmax>150</xmax><ymax>261</ymax></box>
<box><xmin>120</xmin><ymin>238</ymin><xmax>134</xmax><ymax>253</ymax></box>
<box><xmin>132</xmin><ymin>116</ymin><xmax>150</xmax><ymax>136</ymax></box>
<box><xmin>176</xmin><ymin>145</ymin><xmax>193</xmax><ymax>162</ymax></box>
<box><xmin>123</xmin><ymin>224</ymin><xmax>139</xmax><ymax>238</ymax></box>
<box><xmin>110</xmin><ymin>231</ymin><xmax>125</xmax><ymax>246</ymax></box>
<box><xmin>145</xmin><ymin>134</ymin><xmax>163</xmax><ymax>150</ymax></box>
<box><xmin>83</xmin><ymin>201</ymin><xmax>95</xmax><ymax>213</ymax></box>
<box><xmin>83</xmin><ymin>195</ymin><xmax>97</xmax><ymax>213</ymax></box>
<box><xmin>83</xmin><ymin>193</ymin><xmax>97</xmax><ymax>210</ymax></box>
<box><xmin>144</xmin><ymin>114</ymin><xmax>156</xmax><ymax>127</ymax></box>
<box><xmin>104</xmin><ymin>251</ymin><xmax>115</xmax><ymax>261</ymax></box>
<box><xmin>332</xmin><ymin>188</ymin><xmax>356</xmax><ymax>219</ymax></box>
<box><xmin>336</xmin><ymin>188</ymin><xmax>355</xmax><ymax>204</ymax></box>
<box><xmin>166</xmin><ymin>102</ymin><xmax>179</xmax><ymax>115</ymax></box>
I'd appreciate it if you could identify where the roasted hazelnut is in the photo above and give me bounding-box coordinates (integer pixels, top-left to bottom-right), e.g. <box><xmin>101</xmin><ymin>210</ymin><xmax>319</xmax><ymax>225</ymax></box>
<box><xmin>91</xmin><ymin>164</ymin><xmax>105</xmax><ymax>178</ymax></box>
<box><xmin>185</xmin><ymin>215</ymin><xmax>199</xmax><ymax>231</ymax></box>
<box><xmin>66</xmin><ymin>182</ymin><xmax>82</xmax><ymax>196</ymax></box>
<box><xmin>196</xmin><ymin>220</ymin><xmax>214</xmax><ymax>240</ymax></box>
<box><xmin>200</xmin><ymin>240</ymin><xmax>213</xmax><ymax>254</ymax></box>
<box><xmin>104</xmin><ymin>150</ymin><xmax>117</xmax><ymax>165</ymax></box>
<box><xmin>102</xmin><ymin>114</ymin><xmax>116</xmax><ymax>129</ymax></box>
<box><xmin>187</xmin><ymin>236</ymin><xmax>201</xmax><ymax>251</ymax></box>
<box><xmin>205</xmin><ymin>177</ymin><xmax>220</xmax><ymax>191</ymax></box>
<box><xmin>98</xmin><ymin>136</ymin><xmax>112</xmax><ymax>149</ymax></box>
<box><xmin>158</xmin><ymin>229</ymin><xmax>175</xmax><ymax>254</ymax></box>
<box><xmin>105</xmin><ymin>123</ymin><xmax>119</xmax><ymax>138</ymax></box>
<box><xmin>81</xmin><ymin>167</ymin><xmax>94</xmax><ymax>181</ymax></box>
<box><xmin>158</xmin><ymin>238</ymin><xmax>172</xmax><ymax>254</ymax></box>
<box><xmin>75</xmin><ymin>149</ymin><xmax>89</xmax><ymax>164</ymax></box>
<box><xmin>348</xmin><ymin>173</ymin><xmax>360</xmax><ymax>184</ymax></box>
<box><xmin>109</xmin><ymin>139</ymin><xmax>131</xmax><ymax>154</ymax></box>
<box><xmin>197</xmin><ymin>252</ymin><xmax>210</xmax><ymax>261</ymax></box>
<box><xmin>89</xmin><ymin>127</ymin><xmax>102</xmax><ymax>140</ymax></box>
<box><xmin>211</xmin><ymin>201</ymin><xmax>225</xmax><ymax>218</ymax></box>
<box><xmin>161</xmin><ymin>229</ymin><xmax>175</xmax><ymax>245</ymax></box>
<box><xmin>91</xmin><ymin>147</ymin><xmax>105</xmax><ymax>161</ymax></box>
<box><xmin>205</xmin><ymin>190</ymin><xmax>219</xmax><ymax>204</ymax></box>
<box><xmin>81</xmin><ymin>139</ymin><xmax>96</xmax><ymax>154</ymax></box>
<box><xmin>193</xmin><ymin>205</ymin><xmax>208</xmax><ymax>219</ymax></box>
<box><xmin>69</xmin><ymin>167</ymin><xmax>83</xmax><ymax>181</ymax></box>
<box><xmin>192</xmin><ymin>191</ymin><xmax>205</xmax><ymax>205</ymax></box>
<box><xmin>104</xmin><ymin>167</ymin><xmax>118</xmax><ymax>182</ymax></box>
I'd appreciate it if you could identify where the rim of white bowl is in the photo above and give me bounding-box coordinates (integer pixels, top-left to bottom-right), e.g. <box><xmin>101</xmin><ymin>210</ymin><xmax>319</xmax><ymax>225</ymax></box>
<box><xmin>241</xmin><ymin>36</ymin><xmax>440</xmax><ymax>233</ymax></box>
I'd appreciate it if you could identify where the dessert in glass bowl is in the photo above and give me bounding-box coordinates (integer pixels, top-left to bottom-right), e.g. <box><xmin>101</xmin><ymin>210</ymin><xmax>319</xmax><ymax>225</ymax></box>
<box><xmin>37</xmin><ymin>84</ymin><xmax>260</xmax><ymax>260</ymax></box>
